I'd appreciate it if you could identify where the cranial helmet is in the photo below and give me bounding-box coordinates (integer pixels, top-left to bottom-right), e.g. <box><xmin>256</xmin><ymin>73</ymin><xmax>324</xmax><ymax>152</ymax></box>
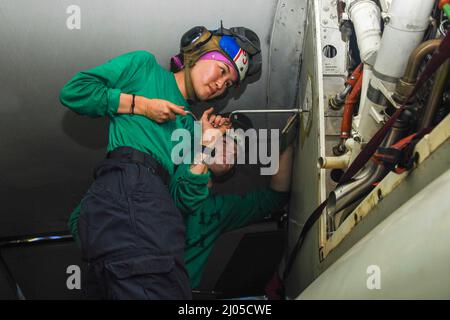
<box><xmin>175</xmin><ymin>23</ymin><xmax>262</xmax><ymax>102</ymax></box>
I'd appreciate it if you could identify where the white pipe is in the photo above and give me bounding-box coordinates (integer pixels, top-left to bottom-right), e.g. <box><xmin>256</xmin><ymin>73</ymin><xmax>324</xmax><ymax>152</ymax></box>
<box><xmin>379</xmin><ymin>0</ymin><xmax>392</xmax><ymax>13</ymax></box>
<box><xmin>373</xmin><ymin>0</ymin><xmax>436</xmax><ymax>82</ymax></box>
<box><xmin>318</xmin><ymin>153</ymin><xmax>351</xmax><ymax>169</ymax></box>
<box><xmin>319</xmin><ymin>139</ymin><xmax>355</xmax><ymax>169</ymax></box>
<box><xmin>345</xmin><ymin>0</ymin><xmax>382</xmax><ymax>66</ymax></box>
<box><xmin>353</xmin><ymin>63</ymin><xmax>373</xmax><ymax>128</ymax></box>
<box><xmin>353</xmin><ymin>0</ymin><xmax>435</xmax><ymax>146</ymax></box>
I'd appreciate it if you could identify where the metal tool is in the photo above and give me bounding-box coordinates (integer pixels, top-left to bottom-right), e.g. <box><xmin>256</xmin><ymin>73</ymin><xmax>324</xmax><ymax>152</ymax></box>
<box><xmin>229</xmin><ymin>108</ymin><xmax>307</xmax><ymax>119</ymax></box>
<box><xmin>184</xmin><ymin>110</ymin><xmax>199</xmax><ymax>121</ymax></box>
<box><xmin>186</xmin><ymin>107</ymin><xmax>308</xmax><ymax>125</ymax></box>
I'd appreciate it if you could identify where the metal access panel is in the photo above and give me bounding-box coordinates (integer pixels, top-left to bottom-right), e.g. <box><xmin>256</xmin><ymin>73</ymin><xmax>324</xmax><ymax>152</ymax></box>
<box><xmin>285</xmin><ymin>0</ymin><xmax>327</xmax><ymax>297</ymax></box>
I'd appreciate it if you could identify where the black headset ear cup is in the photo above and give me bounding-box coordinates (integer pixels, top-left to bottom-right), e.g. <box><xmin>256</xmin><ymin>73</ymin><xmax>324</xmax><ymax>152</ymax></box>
<box><xmin>230</xmin><ymin>27</ymin><xmax>261</xmax><ymax>56</ymax></box>
<box><xmin>247</xmin><ymin>52</ymin><xmax>262</xmax><ymax>76</ymax></box>
<box><xmin>228</xmin><ymin>27</ymin><xmax>262</xmax><ymax>77</ymax></box>
<box><xmin>180</xmin><ymin>26</ymin><xmax>209</xmax><ymax>53</ymax></box>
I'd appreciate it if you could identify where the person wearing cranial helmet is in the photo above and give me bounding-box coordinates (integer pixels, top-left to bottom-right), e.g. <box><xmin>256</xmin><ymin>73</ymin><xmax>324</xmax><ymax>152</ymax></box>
<box><xmin>61</xmin><ymin>23</ymin><xmax>261</xmax><ymax>300</ymax></box>
<box><xmin>171</xmin><ymin>24</ymin><xmax>262</xmax><ymax>102</ymax></box>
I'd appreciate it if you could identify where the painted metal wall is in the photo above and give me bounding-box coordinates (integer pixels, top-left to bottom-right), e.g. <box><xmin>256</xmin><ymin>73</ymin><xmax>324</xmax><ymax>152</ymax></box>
<box><xmin>285</xmin><ymin>0</ymin><xmax>327</xmax><ymax>297</ymax></box>
<box><xmin>0</xmin><ymin>0</ymin><xmax>308</xmax><ymax>237</ymax></box>
<box><xmin>298</xmin><ymin>166</ymin><xmax>450</xmax><ymax>299</ymax></box>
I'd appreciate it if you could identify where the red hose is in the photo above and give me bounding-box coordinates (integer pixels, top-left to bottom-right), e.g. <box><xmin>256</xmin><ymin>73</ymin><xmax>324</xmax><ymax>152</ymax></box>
<box><xmin>439</xmin><ymin>0</ymin><xmax>450</xmax><ymax>9</ymax></box>
<box><xmin>340</xmin><ymin>64</ymin><xmax>364</xmax><ymax>139</ymax></box>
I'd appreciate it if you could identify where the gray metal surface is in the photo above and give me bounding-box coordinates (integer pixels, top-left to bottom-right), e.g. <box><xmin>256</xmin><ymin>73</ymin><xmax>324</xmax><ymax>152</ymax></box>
<box><xmin>320</xmin><ymin>0</ymin><xmax>347</xmax><ymax>75</ymax></box>
<box><xmin>320</xmin><ymin>0</ymin><xmax>348</xmax><ymax>206</ymax></box>
<box><xmin>285</xmin><ymin>0</ymin><xmax>326</xmax><ymax>297</ymax></box>
<box><xmin>298</xmin><ymin>166</ymin><xmax>450</xmax><ymax>299</ymax></box>
<box><xmin>0</xmin><ymin>0</ymin><xmax>304</xmax><ymax>237</ymax></box>
<box><xmin>320</xmin><ymin>119</ymin><xmax>450</xmax><ymax>272</ymax></box>
<box><xmin>266</xmin><ymin>0</ymin><xmax>307</xmax><ymax>130</ymax></box>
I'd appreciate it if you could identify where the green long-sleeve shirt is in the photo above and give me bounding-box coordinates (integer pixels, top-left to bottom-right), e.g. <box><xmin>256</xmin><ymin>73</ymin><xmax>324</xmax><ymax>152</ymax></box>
<box><xmin>60</xmin><ymin>50</ymin><xmax>193</xmax><ymax>175</ymax></box>
<box><xmin>63</xmin><ymin>50</ymin><xmax>288</xmax><ymax>289</ymax></box>
<box><xmin>69</xmin><ymin>164</ymin><xmax>289</xmax><ymax>289</ymax></box>
<box><xmin>169</xmin><ymin>165</ymin><xmax>289</xmax><ymax>289</ymax></box>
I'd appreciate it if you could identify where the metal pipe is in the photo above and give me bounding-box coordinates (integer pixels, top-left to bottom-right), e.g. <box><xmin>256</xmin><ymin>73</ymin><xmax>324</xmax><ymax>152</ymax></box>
<box><xmin>229</xmin><ymin>109</ymin><xmax>304</xmax><ymax>117</ymax></box>
<box><xmin>329</xmin><ymin>84</ymin><xmax>352</xmax><ymax>110</ymax></box>
<box><xmin>228</xmin><ymin>108</ymin><xmax>306</xmax><ymax>125</ymax></box>
<box><xmin>394</xmin><ymin>39</ymin><xmax>442</xmax><ymax>102</ymax></box>
<box><xmin>327</xmin><ymin>113</ymin><xmax>410</xmax><ymax>216</ymax></box>
<box><xmin>373</xmin><ymin>0</ymin><xmax>436</xmax><ymax>83</ymax></box>
<box><xmin>402</xmin><ymin>40</ymin><xmax>442</xmax><ymax>84</ymax></box>
<box><xmin>330</xmin><ymin>63</ymin><xmax>364</xmax><ymax>110</ymax></box>
<box><xmin>187</xmin><ymin>109</ymin><xmax>307</xmax><ymax>122</ymax></box>
<box><xmin>327</xmin><ymin>164</ymin><xmax>379</xmax><ymax>216</ymax></box>
<box><xmin>0</xmin><ymin>234</ymin><xmax>73</xmax><ymax>248</ymax></box>
<box><xmin>420</xmin><ymin>59</ymin><xmax>450</xmax><ymax>129</ymax></box>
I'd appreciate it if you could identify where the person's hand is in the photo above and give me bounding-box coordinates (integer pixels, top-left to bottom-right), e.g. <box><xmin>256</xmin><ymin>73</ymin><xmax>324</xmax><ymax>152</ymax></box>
<box><xmin>200</xmin><ymin>107</ymin><xmax>231</xmax><ymax>145</ymax></box>
<box><xmin>201</xmin><ymin>107</ymin><xmax>231</xmax><ymax>133</ymax></box>
<box><xmin>137</xmin><ymin>96</ymin><xmax>186</xmax><ymax>123</ymax></box>
<box><xmin>209</xmin><ymin>113</ymin><xmax>231</xmax><ymax>128</ymax></box>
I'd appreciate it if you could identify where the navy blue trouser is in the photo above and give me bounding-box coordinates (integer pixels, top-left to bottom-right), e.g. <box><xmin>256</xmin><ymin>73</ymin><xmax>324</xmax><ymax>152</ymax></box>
<box><xmin>78</xmin><ymin>156</ymin><xmax>191</xmax><ymax>300</ymax></box>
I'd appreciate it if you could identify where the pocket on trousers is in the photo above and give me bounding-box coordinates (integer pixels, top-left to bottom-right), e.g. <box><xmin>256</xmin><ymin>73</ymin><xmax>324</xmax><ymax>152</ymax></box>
<box><xmin>103</xmin><ymin>255</ymin><xmax>183</xmax><ymax>299</ymax></box>
<box><xmin>80</xmin><ymin>185</ymin><xmax>134</xmax><ymax>260</ymax></box>
<box><xmin>129</xmin><ymin>194</ymin><xmax>185</xmax><ymax>253</ymax></box>
<box><xmin>104</xmin><ymin>255</ymin><xmax>174</xmax><ymax>279</ymax></box>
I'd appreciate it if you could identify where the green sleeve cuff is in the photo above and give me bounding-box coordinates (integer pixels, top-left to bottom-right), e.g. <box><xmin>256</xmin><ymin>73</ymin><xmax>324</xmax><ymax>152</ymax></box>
<box><xmin>181</xmin><ymin>166</ymin><xmax>211</xmax><ymax>185</ymax></box>
<box><xmin>107</xmin><ymin>88</ymin><xmax>122</xmax><ymax>115</ymax></box>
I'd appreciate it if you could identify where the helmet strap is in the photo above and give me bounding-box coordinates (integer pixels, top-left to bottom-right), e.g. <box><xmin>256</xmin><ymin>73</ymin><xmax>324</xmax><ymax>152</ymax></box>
<box><xmin>183</xmin><ymin>65</ymin><xmax>198</xmax><ymax>103</ymax></box>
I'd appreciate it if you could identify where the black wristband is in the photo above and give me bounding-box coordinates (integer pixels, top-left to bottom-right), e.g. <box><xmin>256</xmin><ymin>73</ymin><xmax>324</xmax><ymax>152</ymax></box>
<box><xmin>131</xmin><ymin>94</ymin><xmax>136</xmax><ymax>115</ymax></box>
